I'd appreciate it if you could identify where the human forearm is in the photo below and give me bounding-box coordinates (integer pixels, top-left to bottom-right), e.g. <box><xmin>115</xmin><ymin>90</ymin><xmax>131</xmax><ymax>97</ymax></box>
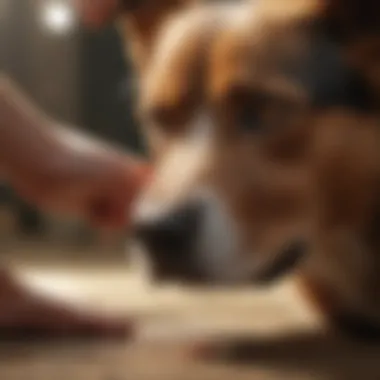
<box><xmin>0</xmin><ymin>75</ymin><xmax>145</xmax><ymax>180</ymax></box>
<box><xmin>0</xmin><ymin>75</ymin><xmax>63</xmax><ymax>180</ymax></box>
<box><xmin>0</xmin><ymin>74</ymin><xmax>151</xmax><ymax>221</ymax></box>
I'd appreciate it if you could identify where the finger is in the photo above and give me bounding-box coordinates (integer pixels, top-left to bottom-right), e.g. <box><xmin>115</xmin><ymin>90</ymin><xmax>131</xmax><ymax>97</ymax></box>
<box><xmin>85</xmin><ymin>160</ymin><xmax>152</xmax><ymax>229</ymax></box>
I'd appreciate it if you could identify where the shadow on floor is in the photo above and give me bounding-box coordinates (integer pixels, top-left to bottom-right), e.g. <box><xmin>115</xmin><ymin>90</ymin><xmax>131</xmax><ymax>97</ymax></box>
<box><xmin>199</xmin><ymin>329</ymin><xmax>380</xmax><ymax>379</ymax></box>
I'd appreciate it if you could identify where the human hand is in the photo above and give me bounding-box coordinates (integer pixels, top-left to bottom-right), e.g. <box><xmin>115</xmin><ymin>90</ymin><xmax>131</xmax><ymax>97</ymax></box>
<box><xmin>11</xmin><ymin>127</ymin><xmax>150</xmax><ymax>229</ymax></box>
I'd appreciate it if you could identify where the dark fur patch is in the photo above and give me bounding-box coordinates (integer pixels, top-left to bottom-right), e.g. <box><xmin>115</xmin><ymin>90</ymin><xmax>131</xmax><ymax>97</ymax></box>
<box><xmin>298</xmin><ymin>32</ymin><xmax>374</xmax><ymax>112</ymax></box>
<box><xmin>331</xmin><ymin>312</ymin><xmax>380</xmax><ymax>343</ymax></box>
<box><xmin>365</xmin><ymin>197</ymin><xmax>380</xmax><ymax>249</ymax></box>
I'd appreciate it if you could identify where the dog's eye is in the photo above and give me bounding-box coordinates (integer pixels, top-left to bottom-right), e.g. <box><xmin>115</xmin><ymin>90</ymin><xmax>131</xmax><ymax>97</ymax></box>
<box><xmin>227</xmin><ymin>85</ymin><xmax>265</xmax><ymax>133</ymax></box>
<box><xmin>224</xmin><ymin>84</ymin><xmax>303</xmax><ymax>136</ymax></box>
<box><xmin>236</xmin><ymin>104</ymin><xmax>261</xmax><ymax>132</ymax></box>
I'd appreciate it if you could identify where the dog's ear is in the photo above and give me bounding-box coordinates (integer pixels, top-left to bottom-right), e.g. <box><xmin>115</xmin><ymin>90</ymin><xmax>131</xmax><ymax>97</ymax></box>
<box><xmin>319</xmin><ymin>0</ymin><xmax>380</xmax><ymax>41</ymax></box>
<box><xmin>117</xmin><ymin>0</ymin><xmax>196</xmax><ymax>70</ymax></box>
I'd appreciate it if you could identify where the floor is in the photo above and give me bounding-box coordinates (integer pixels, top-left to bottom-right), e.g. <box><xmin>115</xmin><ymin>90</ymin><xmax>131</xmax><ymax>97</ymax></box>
<box><xmin>1</xmin><ymin>244</ymin><xmax>380</xmax><ymax>380</ymax></box>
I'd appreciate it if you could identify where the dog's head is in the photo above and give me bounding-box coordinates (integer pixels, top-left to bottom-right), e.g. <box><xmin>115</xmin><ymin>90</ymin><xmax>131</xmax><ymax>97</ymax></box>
<box><xmin>119</xmin><ymin>0</ymin><xmax>380</xmax><ymax>285</ymax></box>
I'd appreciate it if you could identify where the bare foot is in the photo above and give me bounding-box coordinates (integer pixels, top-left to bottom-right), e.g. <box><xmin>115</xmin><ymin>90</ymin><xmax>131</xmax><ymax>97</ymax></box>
<box><xmin>0</xmin><ymin>269</ymin><xmax>134</xmax><ymax>340</ymax></box>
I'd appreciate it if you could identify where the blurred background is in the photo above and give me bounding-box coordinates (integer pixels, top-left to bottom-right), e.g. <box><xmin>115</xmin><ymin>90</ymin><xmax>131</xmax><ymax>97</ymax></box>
<box><xmin>0</xmin><ymin>0</ymin><xmax>143</xmax><ymax>256</ymax></box>
<box><xmin>2</xmin><ymin>3</ymin><xmax>380</xmax><ymax>380</ymax></box>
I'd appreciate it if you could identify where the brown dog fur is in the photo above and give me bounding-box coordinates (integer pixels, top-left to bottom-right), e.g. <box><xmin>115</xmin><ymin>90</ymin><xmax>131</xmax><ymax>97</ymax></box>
<box><xmin>118</xmin><ymin>0</ymin><xmax>380</xmax><ymax>340</ymax></box>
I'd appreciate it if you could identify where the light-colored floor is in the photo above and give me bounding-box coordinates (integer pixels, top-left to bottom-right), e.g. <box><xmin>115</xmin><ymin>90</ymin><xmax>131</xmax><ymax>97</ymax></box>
<box><xmin>1</xmin><ymin>246</ymin><xmax>380</xmax><ymax>380</ymax></box>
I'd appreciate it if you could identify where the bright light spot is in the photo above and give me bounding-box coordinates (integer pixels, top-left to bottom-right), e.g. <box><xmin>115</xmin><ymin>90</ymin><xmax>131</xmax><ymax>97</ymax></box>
<box><xmin>40</xmin><ymin>1</ymin><xmax>76</xmax><ymax>35</ymax></box>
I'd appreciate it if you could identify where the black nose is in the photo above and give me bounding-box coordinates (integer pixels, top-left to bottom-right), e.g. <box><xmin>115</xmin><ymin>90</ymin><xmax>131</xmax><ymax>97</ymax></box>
<box><xmin>134</xmin><ymin>202</ymin><xmax>202</xmax><ymax>281</ymax></box>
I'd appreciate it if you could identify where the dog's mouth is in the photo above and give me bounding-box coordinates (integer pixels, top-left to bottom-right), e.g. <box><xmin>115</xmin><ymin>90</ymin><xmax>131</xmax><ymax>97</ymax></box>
<box><xmin>133</xmin><ymin>197</ymin><xmax>308</xmax><ymax>287</ymax></box>
<box><xmin>251</xmin><ymin>240</ymin><xmax>308</xmax><ymax>285</ymax></box>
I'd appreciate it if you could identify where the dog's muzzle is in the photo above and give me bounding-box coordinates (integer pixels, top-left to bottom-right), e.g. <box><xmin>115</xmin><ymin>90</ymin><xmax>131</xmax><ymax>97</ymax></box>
<box><xmin>132</xmin><ymin>194</ymin><xmax>308</xmax><ymax>286</ymax></box>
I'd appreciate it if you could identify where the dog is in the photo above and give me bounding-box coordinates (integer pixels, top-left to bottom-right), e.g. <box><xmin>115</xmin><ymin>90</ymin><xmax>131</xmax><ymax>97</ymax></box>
<box><xmin>114</xmin><ymin>0</ymin><xmax>380</xmax><ymax>340</ymax></box>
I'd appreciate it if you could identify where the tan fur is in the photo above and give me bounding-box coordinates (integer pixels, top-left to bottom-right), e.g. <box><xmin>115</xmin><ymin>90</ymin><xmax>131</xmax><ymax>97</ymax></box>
<box><xmin>116</xmin><ymin>0</ymin><xmax>198</xmax><ymax>71</ymax></box>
